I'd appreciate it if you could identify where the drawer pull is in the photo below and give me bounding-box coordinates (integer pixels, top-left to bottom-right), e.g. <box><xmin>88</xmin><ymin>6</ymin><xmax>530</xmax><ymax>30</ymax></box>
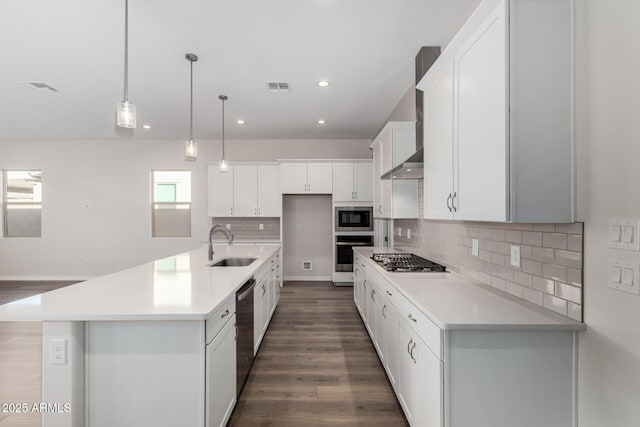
<box><xmin>408</xmin><ymin>314</ymin><xmax>417</xmax><ymax>323</ymax></box>
<box><xmin>386</xmin><ymin>290</ymin><xmax>392</xmax><ymax>296</ymax></box>
<box><xmin>221</xmin><ymin>309</ymin><xmax>230</xmax><ymax>319</ymax></box>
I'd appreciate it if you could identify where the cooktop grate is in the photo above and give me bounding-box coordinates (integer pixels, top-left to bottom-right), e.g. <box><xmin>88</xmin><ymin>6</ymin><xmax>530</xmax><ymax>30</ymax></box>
<box><xmin>371</xmin><ymin>253</ymin><xmax>447</xmax><ymax>272</ymax></box>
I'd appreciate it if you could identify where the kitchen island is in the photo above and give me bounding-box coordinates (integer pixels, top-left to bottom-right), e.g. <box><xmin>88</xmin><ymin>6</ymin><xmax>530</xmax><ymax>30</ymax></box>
<box><xmin>0</xmin><ymin>244</ymin><xmax>281</xmax><ymax>427</ymax></box>
<box><xmin>353</xmin><ymin>247</ymin><xmax>585</xmax><ymax>427</ymax></box>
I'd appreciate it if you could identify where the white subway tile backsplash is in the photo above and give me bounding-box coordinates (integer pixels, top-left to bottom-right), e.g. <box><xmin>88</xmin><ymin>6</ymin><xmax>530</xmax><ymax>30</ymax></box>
<box><xmin>567</xmin><ymin>235</ymin><xmax>583</xmax><ymax>252</ymax></box>
<box><xmin>505</xmin><ymin>230</ymin><xmax>522</xmax><ymax>243</ymax></box>
<box><xmin>513</xmin><ymin>271</ymin><xmax>533</xmax><ymax>287</ymax></box>
<box><xmin>543</xmin><ymin>294</ymin><xmax>568</xmax><ymax>316</ymax></box>
<box><xmin>506</xmin><ymin>282</ymin><xmax>524</xmax><ymax>297</ymax></box>
<box><xmin>568</xmin><ymin>303</ymin><xmax>582</xmax><ymax>321</ymax></box>
<box><xmin>543</xmin><ymin>264</ymin><xmax>568</xmax><ymax>282</ymax></box>
<box><xmin>523</xmin><ymin>287</ymin><xmax>544</xmax><ymax>306</ymax></box>
<box><xmin>555</xmin><ymin>223</ymin><xmax>583</xmax><ymax>234</ymax></box>
<box><xmin>491</xmin><ymin>276</ymin><xmax>507</xmax><ymax>291</ymax></box>
<box><xmin>533</xmin><ymin>276</ymin><xmax>555</xmax><ymax>294</ymax></box>
<box><xmin>522</xmin><ymin>259</ymin><xmax>543</xmax><ymax>276</ymax></box>
<box><xmin>555</xmin><ymin>250</ymin><xmax>582</xmax><ymax>269</ymax></box>
<box><xmin>567</xmin><ymin>269</ymin><xmax>582</xmax><ymax>287</ymax></box>
<box><xmin>523</xmin><ymin>231</ymin><xmax>543</xmax><ymax>246</ymax></box>
<box><xmin>555</xmin><ymin>282</ymin><xmax>581</xmax><ymax>304</ymax></box>
<box><xmin>543</xmin><ymin>233</ymin><xmax>568</xmax><ymax>250</ymax></box>
<box><xmin>533</xmin><ymin>223</ymin><xmax>555</xmax><ymax>232</ymax></box>
<box><xmin>531</xmin><ymin>247</ymin><xmax>555</xmax><ymax>263</ymax></box>
<box><xmin>393</xmin><ymin>219</ymin><xmax>584</xmax><ymax>321</ymax></box>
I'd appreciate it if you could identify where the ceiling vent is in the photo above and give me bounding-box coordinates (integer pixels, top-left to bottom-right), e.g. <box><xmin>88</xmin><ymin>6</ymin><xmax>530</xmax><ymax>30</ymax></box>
<box><xmin>267</xmin><ymin>82</ymin><xmax>290</xmax><ymax>93</ymax></box>
<box><xmin>22</xmin><ymin>82</ymin><xmax>60</xmax><ymax>93</ymax></box>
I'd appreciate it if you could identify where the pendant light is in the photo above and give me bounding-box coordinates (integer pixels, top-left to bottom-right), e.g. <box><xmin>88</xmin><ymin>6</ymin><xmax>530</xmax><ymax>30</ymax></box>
<box><xmin>116</xmin><ymin>0</ymin><xmax>136</xmax><ymax>128</ymax></box>
<box><xmin>184</xmin><ymin>53</ymin><xmax>199</xmax><ymax>161</ymax></box>
<box><xmin>218</xmin><ymin>95</ymin><xmax>229</xmax><ymax>173</ymax></box>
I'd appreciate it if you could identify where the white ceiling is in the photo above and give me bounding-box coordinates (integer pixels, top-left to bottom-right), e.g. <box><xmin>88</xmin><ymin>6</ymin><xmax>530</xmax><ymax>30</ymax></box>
<box><xmin>0</xmin><ymin>0</ymin><xmax>476</xmax><ymax>141</ymax></box>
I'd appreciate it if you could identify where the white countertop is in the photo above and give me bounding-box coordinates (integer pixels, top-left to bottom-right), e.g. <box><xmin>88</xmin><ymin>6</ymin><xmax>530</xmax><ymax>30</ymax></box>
<box><xmin>356</xmin><ymin>247</ymin><xmax>585</xmax><ymax>331</ymax></box>
<box><xmin>0</xmin><ymin>245</ymin><xmax>280</xmax><ymax>322</ymax></box>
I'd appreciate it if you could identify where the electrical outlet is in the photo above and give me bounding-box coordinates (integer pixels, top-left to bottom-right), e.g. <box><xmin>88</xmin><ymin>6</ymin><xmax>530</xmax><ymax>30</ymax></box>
<box><xmin>226</xmin><ymin>224</ymin><xmax>231</xmax><ymax>230</ymax></box>
<box><xmin>510</xmin><ymin>245</ymin><xmax>521</xmax><ymax>267</ymax></box>
<box><xmin>472</xmin><ymin>239</ymin><xmax>479</xmax><ymax>257</ymax></box>
<box><xmin>407</xmin><ymin>229</ymin><xmax>411</xmax><ymax>239</ymax></box>
<box><xmin>49</xmin><ymin>339</ymin><xmax>66</xmax><ymax>365</ymax></box>
<box><xmin>397</xmin><ymin>227</ymin><xmax>402</xmax><ymax>237</ymax></box>
<box><xmin>259</xmin><ymin>223</ymin><xmax>264</xmax><ymax>230</ymax></box>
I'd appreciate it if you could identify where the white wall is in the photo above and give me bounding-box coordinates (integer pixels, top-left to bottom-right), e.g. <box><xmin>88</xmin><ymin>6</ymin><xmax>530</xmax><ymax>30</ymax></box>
<box><xmin>575</xmin><ymin>1</ymin><xmax>640</xmax><ymax>426</ymax></box>
<box><xmin>0</xmin><ymin>138</ymin><xmax>370</xmax><ymax>278</ymax></box>
<box><xmin>282</xmin><ymin>195</ymin><xmax>333</xmax><ymax>280</ymax></box>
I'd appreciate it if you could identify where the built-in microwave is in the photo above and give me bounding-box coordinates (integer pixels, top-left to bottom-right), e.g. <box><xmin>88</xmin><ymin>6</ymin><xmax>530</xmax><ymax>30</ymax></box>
<box><xmin>335</xmin><ymin>207</ymin><xmax>373</xmax><ymax>232</ymax></box>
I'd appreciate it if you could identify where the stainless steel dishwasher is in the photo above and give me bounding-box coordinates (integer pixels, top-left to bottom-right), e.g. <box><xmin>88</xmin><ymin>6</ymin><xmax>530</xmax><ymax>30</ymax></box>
<box><xmin>235</xmin><ymin>277</ymin><xmax>255</xmax><ymax>396</ymax></box>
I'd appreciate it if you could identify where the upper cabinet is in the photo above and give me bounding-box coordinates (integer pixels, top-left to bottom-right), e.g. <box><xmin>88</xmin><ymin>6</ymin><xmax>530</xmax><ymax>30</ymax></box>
<box><xmin>208</xmin><ymin>164</ymin><xmax>281</xmax><ymax>217</ymax></box>
<box><xmin>281</xmin><ymin>162</ymin><xmax>333</xmax><ymax>194</ymax></box>
<box><xmin>418</xmin><ymin>0</ymin><xmax>575</xmax><ymax>223</ymax></box>
<box><xmin>333</xmin><ymin>162</ymin><xmax>373</xmax><ymax>202</ymax></box>
<box><xmin>371</xmin><ymin>122</ymin><xmax>419</xmax><ymax>219</ymax></box>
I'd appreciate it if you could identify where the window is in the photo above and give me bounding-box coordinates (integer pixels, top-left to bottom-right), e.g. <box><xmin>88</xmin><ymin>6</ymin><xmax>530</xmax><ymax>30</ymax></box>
<box><xmin>151</xmin><ymin>171</ymin><xmax>191</xmax><ymax>237</ymax></box>
<box><xmin>3</xmin><ymin>170</ymin><xmax>42</xmax><ymax>237</ymax></box>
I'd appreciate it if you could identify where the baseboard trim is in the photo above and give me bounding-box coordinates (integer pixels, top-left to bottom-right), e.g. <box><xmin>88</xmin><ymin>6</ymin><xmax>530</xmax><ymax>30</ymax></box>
<box><xmin>284</xmin><ymin>276</ymin><xmax>332</xmax><ymax>282</ymax></box>
<box><xmin>0</xmin><ymin>276</ymin><xmax>94</xmax><ymax>282</ymax></box>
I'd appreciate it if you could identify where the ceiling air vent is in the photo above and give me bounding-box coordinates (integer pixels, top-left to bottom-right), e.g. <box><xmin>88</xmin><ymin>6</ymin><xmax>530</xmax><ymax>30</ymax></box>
<box><xmin>267</xmin><ymin>82</ymin><xmax>290</xmax><ymax>93</ymax></box>
<box><xmin>22</xmin><ymin>82</ymin><xmax>60</xmax><ymax>93</ymax></box>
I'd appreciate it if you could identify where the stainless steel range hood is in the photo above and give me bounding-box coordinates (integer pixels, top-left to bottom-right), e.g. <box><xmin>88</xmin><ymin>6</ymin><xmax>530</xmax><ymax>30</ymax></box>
<box><xmin>381</xmin><ymin>46</ymin><xmax>440</xmax><ymax>180</ymax></box>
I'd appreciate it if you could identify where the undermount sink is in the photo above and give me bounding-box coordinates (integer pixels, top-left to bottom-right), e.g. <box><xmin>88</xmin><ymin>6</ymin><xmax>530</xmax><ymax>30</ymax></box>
<box><xmin>208</xmin><ymin>257</ymin><xmax>257</xmax><ymax>267</ymax></box>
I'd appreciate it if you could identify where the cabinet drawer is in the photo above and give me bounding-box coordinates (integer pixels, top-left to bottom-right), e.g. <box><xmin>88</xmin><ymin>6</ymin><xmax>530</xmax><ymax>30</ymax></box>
<box><xmin>395</xmin><ymin>295</ymin><xmax>442</xmax><ymax>359</ymax></box>
<box><xmin>206</xmin><ymin>294</ymin><xmax>236</xmax><ymax>344</ymax></box>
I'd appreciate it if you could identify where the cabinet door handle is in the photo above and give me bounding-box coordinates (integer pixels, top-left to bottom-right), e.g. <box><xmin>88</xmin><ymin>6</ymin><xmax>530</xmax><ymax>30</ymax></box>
<box><xmin>221</xmin><ymin>309</ymin><xmax>230</xmax><ymax>319</ymax></box>
<box><xmin>452</xmin><ymin>192</ymin><xmax>457</xmax><ymax>212</ymax></box>
<box><xmin>370</xmin><ymin>289</ymin><xmax>375</xmax><ymax>302</ymax></box>
<box><xmin>446</xmin><ymin>193</ymin><xmax>452</xmax><ymax>212</ymax></box>
<box><xmin>363</xmin><ymin>280</ymin><xmax>367</xmax><ymax>289</ymax></box>
<box><xmin>408</xmin><ymin>314</ymin><xmax>417</xmax><ymax>323</ymax></box>
<box><xmin>410</xmin><ymin>342</ymin><xmax>417</xmax><ymax>363</ymax></box>
<box><xmin>262</xmin><ymin>285</ymin><xmax>266</xmax><ymax>296</ymax></box>
<box><xmin>382</xmin><ymin>304</ymin><xmax>387</xmax><ymax>319</ymax></box>
<box><xmin>354</xmin><ymin>191</ymin><xmax>357</xmax><ymax>199</ymax></box>
<box><xmin>407</xmin><ymin>338</ymin><xmax>413</xmax><ymax>356</ymax></box>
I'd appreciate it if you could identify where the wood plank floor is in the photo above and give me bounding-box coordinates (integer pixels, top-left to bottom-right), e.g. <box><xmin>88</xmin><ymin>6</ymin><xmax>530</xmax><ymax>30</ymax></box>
<box><xmin>0</xmin><ymin>281</ymin><xmax>73</xmax><ymax>426</ymax></box>
<box><xmin>228</xmin><ymin>281</ymin><xmax>408</xmax><ymax>427</ymax></box>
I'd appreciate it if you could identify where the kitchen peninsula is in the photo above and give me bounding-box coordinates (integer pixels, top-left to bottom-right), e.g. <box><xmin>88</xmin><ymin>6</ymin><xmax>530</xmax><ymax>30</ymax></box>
<box><xmin>0</xmin><ymin>244</ymin><xmax>281</xmax><ymax>427</ymax></box>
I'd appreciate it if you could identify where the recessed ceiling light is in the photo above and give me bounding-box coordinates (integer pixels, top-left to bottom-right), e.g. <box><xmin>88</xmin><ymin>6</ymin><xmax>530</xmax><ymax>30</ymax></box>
<box><xmin>236</xmin><ymin>119</ymin><xmax>245</xmax><ymax>125</ymax></box>
<box><xmin>317</xmin><ymin>119</ymin><xmax>327</xmax><ymax>125</ymax></box>
<box><xmin>317</xmin><ymin>80</ymin><xmax>330</xmax><ymax>87</ymax></box>
<box><xmin>142</xmin><ymin>124</ymin><xmax>151</xmax><ymax>129</ymax></box>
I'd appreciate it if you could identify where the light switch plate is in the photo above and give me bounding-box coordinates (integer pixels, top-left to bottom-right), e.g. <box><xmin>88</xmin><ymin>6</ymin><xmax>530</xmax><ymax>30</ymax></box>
<box><xmin>472</xmin><ymin>239</ymin><xmax>479</xmax><ymax>257</ymax></box>
<box><xmin>510</xmin><ymin>245</ymin><xmax>521</xmax><ymax>267</ymax></box>
<box><xmin>608</xmin><ymin>218</ymin><xmax>640</xmax><ymax>250</ymax></box>
<box><xmin>608</xmin><ymin>260</ymin><xmax>640</xmax><ymax>295</ymax></box>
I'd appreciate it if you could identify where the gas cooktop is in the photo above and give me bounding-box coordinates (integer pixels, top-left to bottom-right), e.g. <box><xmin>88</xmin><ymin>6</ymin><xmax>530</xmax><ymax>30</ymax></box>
<box><xmin>371</xmin><ymin>253</ymin><xmax>447</xmax><ymax>273</ymax></box>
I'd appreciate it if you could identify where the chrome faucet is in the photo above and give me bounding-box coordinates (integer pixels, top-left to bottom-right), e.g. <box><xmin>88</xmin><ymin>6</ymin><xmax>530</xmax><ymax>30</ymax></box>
<box><xmin>208</xmin><ymin>224</ymin><xmax>234</xmax><ymax>261</ymax></box>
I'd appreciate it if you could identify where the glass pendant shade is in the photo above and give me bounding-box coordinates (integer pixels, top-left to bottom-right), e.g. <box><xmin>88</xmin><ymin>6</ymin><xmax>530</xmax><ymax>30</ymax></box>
<box><xmin>185</xmin><ymin>140</ymin><xmax>197</xmax><ymax>161</ymax></box>
<box><xmin>117</xmin><ymin>101</ymin><xmax>136</xmax><ymax>128</ymax></box>
<box><xmin>219</xmin><ymin>158</ymin><xmax>228</xmax><ymax>173</ymax></box>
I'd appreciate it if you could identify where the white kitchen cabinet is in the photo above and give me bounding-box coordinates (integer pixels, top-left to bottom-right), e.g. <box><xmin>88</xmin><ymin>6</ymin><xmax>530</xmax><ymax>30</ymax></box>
<box><xmin>233</xmin><ymin>165</ymin><xmax>259</xmax><ymax>217</ymax></box>
<box><xmin>258</xmin><ymin>165</ymin><xmax>282</xmax><ymax>216</ymax></box>
<box><xmin>370</xmin><ymin>122</ymin><xmax>419</xmax><ymax>219</ymax></box>
<box><xmin>206</xmin><ymin>314</ymin><xmax>237</xmax><ymax>427</ymax></box>
<box><xmin>281</xmin><ymin>162</ymin><xmax>332</xmax><ymax>194</ymax></box>
<box><xmin>208</xmin><ymin>164</ymin><xmax>281</xmax><ymax>218</ymax></box>
<box><xmin>418</xmin><ymin>0</ymin><xmax>575</xmax><ymax>222</ymax></box>
<box><xmin>332</xmin><ymin>162</ymin><xmax>373</xmax><ymax>202</ymax></box>
<box><xmin>355</xmin><ymin>249</ymin><xmax>578</xmax><ymax>427</ymax></box>
<box><xmin>208</xmin><ymin>165</ymin><xmax>234</xmax><ymax>217</ymax></box>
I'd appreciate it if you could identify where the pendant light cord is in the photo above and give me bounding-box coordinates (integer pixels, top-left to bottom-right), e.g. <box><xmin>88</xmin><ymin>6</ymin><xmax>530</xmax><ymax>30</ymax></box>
<box><xmin>189</xmin><ymin>60</ymin><xmax>194</xmax><ymax>141</ymax></box>
<box><xmin>221</xmin><ymin>97</ymin><xmax>225</xmax><ymax>159</ymax></box>
<box><xmin>124</xmin><ymin>0</ymin><xmax>129</xmax><ymax>102</ymax></box>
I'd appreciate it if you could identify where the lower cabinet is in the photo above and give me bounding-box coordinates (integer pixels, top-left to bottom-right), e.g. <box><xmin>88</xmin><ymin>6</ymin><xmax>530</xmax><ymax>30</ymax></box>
<box><xmin>354</xmin><ymin>255</ymin><xmax>579</xmax><ymax>427</ymax></box>
<box><xmin>206</xmin><ymin>314</ymin><xmax>237</xmax><ymax>427</ymax></box>
<box><xmin>254</xmin><ymin>253</ymin><xmax>281</xmax><ymax>355</ymax></box>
